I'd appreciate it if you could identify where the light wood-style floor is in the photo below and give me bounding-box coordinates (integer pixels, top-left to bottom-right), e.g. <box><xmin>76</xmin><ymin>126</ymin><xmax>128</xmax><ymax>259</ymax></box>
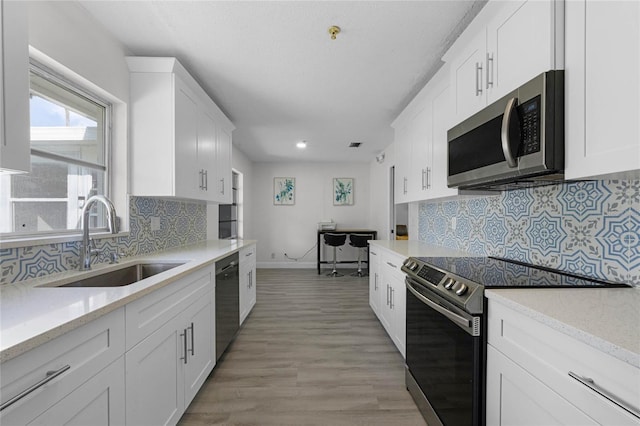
<box><xmin>179</xmin><ymin>268</ymin><xmax>426</xmax><ymax>425</ymax></box>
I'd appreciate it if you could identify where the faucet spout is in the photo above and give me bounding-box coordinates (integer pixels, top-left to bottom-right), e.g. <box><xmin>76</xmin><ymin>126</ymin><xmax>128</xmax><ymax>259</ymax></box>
<box><xmin>80</xmin><ymin>195</ymin><xmax>118</xmax><ymax>270</ymax></box>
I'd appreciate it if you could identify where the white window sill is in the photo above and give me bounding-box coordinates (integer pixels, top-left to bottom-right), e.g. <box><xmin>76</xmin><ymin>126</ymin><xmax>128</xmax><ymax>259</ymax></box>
<box><xmin>0</xmin><ymin>231</ymin><xmax>130</xmax><ymax>250</ymax></box>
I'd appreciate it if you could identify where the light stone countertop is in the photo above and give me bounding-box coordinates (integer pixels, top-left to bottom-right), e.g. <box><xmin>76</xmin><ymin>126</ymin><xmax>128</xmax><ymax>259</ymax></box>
<box><xmin>486</xmin><ymin>288</ymin><xmax>640</xmax><ymax>368</ymax></box>
<box><xmin>369</xmin><ymin>240</ymin><xmax>472</xmax><ymax>258</ymax></box>
<box><xmin>0</xmin><ymin>239</ymin><xmax>256</xmax><ymax>363</ymax></box>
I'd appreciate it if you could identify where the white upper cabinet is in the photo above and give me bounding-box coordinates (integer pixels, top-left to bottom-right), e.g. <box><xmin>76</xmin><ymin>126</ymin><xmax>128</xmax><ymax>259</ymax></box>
<box><xmin>565</xmin><ymin>0</ymin><xmax>640</xmax><ymax>180</ymax></box>
<box><xmin>0</xmin><ymin>0</ymin><xmax>30</xmax><ymax>173</ymax></box>
<box><xmin>444</xmin><ymin>0</ymin><xmax>564</xmax><ymax>123</ymax></box>
<box><xmin>393</xmin><ymin>65</ymin><xmax>456</xmax><ymax>204</ymax></box>
<box><xmin>127</xmin><ymin>57</ymin><xmax>234</xmax><ymax>202</ymax></box>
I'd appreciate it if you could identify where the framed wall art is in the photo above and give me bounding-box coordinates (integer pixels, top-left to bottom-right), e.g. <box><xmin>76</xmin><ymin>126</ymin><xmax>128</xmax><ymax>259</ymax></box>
<box><xmin>333</xmin><ymin>178</ymin><xmax>353</xmax><ymax>206</ymax></box>
<box><xmin>274</xmin><ymin>177</ymin><xmax>295</xmax><ymax>205</ymax></box>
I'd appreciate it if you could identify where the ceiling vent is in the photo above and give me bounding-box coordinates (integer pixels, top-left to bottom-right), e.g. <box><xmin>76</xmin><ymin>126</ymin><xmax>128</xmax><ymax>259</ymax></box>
<box><xmin>348</xmin><ymin>142</ymin><xmax>362</xmax><ymax>148</ymax></box>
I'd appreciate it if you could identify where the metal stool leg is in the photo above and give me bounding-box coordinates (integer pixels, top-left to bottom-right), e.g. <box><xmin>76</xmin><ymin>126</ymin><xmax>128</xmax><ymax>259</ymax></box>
<box><xmin>350</xmin><ymin>247</ymin><xmax>367</xmax><ymax>277</ymax></box>
<box><xmin>327</xmin><ymin>245</ymin><xmax>343</xmax><ymax>277</ymax></box>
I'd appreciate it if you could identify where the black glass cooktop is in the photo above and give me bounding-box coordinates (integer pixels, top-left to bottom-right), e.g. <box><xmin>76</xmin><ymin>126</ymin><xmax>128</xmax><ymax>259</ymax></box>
<box><xmin>414</xmin><ymin>256</ymin><xmax>630</xmax><ymax>289</ymax></box>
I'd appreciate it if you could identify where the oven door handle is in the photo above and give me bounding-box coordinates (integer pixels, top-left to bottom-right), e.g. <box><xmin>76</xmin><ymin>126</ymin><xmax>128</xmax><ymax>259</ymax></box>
<box><xmin>406</xmin><ymin>279</ymin><xmax>472</xmax><ymax>331</ymax></box>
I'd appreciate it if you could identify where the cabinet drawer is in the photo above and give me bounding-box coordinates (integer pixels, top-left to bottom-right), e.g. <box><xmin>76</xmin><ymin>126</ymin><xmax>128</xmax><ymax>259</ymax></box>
<box><xmin>488</xmin><ymin>300</ymin><xmax>640</xmax><ymax>425</ymax></box>
<box><xmin>0</xmin><ymin>308</ymin><xmax>125</xmax><ymax>424</ymax></box>
<box><xmin>240</xmin><ymin>245</ymin><xmax>255</xmax><ymax>260</ymax></box>
<box><xmin>125</xmin><ymin>265</ymin><xmax>214</xmax><ymax>350</ymax></box>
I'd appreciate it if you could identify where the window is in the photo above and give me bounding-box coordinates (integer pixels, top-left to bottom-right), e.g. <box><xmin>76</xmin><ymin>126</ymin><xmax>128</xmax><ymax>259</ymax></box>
<box><xmin>0</xmin><ymin>61</ymin><xmax>111</xmax><ymax>236</ymax></box>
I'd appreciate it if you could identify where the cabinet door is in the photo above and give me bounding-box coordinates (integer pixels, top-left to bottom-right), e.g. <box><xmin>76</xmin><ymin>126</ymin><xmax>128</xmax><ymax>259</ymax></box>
<box><xmin>368</xmin><ymin>249</ymin><xmax>380</xmax><ymax>315</ymax></box>
<box><xmin>0</xmin><ymin>0</ymin><xmax>30</xmax><ymax>173</ymax></box>
<box><xmin>487</xmin><ymin>345</ymin><xmax>598</xmax><ymax>426</ymax></box>
<box><xmin>430</xmin><ymin>69</ymin><xmax>458</xmax><ymax>199</ymax></box>
<box><xmin>29</xmin><ymin>357</ymin><xmax>125</xmax><ymax>426</ymax></box>
<box><xmin>565</xmin><ymin>0</ymin><xmax>640</xmax><ymax>179</ymax></box>
<box><xmin>409</xmin><ymin>105</ymin><xmax>432</xmax><ymax>201</ymax></box>
<box><xmin>216</xmin><ymin>125</ymin><xmax>233</xmax><ymax>203</ymax></box>
<box><xmin>174</xmin><ymin>77</ymin><xmax>199</xmax><ymax>199</ymax></box>
<box><xmin>393</xmin><ymin>123</ymin><xmax>411</xmax><ymax>204</ymax></box>
<box><xmin>449</xmin><ymin>32</ymin><xmax>487</xmax><ymax>122</ymax></box>
<box><xmin>184</xmin><ymin>292</ymin><xmax>215</xmax><ymax>407</ymax></box>
<box><xmin>486</xmin><ymin>0</ymin><xmax>561</xmax><ymax>103</ymax></box>
<box><xmin>389</xmin><ymin>271</ymin><xmax>406</xmax><ymax>358</ymax></box>
<box><xmin>197</xmin><ymin>107</ymin><xmax>217</xmax><ymax>201</ymax></box>
<box><xmin>125</xmin><ymin>318</ymin><xmax>184</xmax><ymax>426</ymax></box>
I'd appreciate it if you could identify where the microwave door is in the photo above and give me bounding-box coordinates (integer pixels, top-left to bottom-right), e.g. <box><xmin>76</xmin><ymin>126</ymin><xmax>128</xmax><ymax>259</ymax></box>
<box><xmin>500</xmin><ymin>97</ymin><xmax>521</xmax><ymax>168</ymax></box>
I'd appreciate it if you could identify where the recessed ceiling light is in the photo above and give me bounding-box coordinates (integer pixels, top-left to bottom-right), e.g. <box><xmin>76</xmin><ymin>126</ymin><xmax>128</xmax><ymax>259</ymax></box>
<box><xmin>296</xmin><ymin>141</ymin><xmax>307</xmax><ymax>149</ymax></box>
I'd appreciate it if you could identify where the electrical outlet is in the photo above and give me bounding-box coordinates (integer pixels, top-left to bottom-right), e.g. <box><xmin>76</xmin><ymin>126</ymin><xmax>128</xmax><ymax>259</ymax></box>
<box><xmin>451</xmin><ymin>217</ymin><xmax>457</xmax><ymax>231</ymax></box>
<box><xmin>150</xmin><ymin>216</ymin><xmax>161</xmax><ymax>231</ymax></box>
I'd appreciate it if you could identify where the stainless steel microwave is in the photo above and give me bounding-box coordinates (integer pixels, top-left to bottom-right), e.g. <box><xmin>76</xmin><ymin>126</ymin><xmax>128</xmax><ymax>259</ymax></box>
<box><xmin>447</xmin><ymin>70</ymin><xmax>564</xmax><ymax>191</ymax></box>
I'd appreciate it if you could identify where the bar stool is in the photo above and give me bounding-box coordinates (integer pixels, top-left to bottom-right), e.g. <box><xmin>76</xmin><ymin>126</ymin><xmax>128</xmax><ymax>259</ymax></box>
<box><xmin>324</xmin><ymin>233</ymin><xmax>347</xmax><ymax>277</ymax></box>
<box><xmin>349</xmin><ymin>233</ymin><xmax>372</xmax><ymax>277</ymax></box>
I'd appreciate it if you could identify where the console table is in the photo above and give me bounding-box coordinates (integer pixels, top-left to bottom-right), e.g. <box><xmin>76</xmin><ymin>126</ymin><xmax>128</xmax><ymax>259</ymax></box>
<box><xmin>317</xmin><ymin>229</ymin><xmax>378</xmax><ymax>274</ymax></box>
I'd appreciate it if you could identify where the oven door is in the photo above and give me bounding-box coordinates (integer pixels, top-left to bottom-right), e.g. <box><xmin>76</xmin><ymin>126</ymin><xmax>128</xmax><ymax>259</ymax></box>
<box><xmin>405</xmin><ymin>277</ymin><xmax>483</xmax><ymax>426</ymax></box>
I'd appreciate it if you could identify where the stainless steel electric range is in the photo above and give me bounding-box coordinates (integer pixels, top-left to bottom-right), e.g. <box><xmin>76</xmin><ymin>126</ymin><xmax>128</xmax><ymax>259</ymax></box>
<box><xmin>401</xmin><ymin>256</ymin><xmax>630</xmax><ymax>426</ymax></box>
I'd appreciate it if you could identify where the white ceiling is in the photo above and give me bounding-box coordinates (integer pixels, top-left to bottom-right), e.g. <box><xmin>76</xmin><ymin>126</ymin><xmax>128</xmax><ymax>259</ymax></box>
<box><xmin>78</xmin><ymin>0</ymin><xmax>486</xmax><ymax>163</ymax></box>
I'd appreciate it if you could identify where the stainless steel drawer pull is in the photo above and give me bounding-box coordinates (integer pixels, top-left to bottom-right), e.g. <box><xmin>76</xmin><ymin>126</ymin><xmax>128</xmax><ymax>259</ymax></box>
<box><xmin>568</xmin><ymin>371</ymin><xmax>640</xmax><ymax>419</ymax></box>
<box><xmin>0</xmin><ymin>364</ymin><xmax>71</xmax><ymax>411</ymax></box>
<box><xmin>189</xmin><ymin>322</ymin><xmax>195</xmax><ymax>356</ymax></box>
<box><xmin>181</xmin><ymin>329</ymin><xmax>188</xmax><ymax>364</ymax></box>
<box><xmin>386</xmin><ymin>262</ymin><xmax>397</xmax><ymax>269</ymax></box>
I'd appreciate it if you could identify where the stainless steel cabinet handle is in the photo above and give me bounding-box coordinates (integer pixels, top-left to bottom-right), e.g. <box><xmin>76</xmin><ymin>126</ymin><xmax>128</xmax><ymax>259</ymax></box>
<box><xmin>181</xmin><ymin>329</ymin><xmax>188</xmax><ymax>364</ymax></box>
<box><xmin>475</xmin><ymin>62</ymin><xmax>483</xmax><ymax>96</ymax></box>
<box><xmin>390</xmin><ymin>287</ymin><xmax>394</xmax><ymax>309</ymax></box>
<box><xmin>245</xmin><ymin>252</ymin><xmax>253</xmax><ymax>257</ymax></box>
<box><xmin>500</xmin><ymin>97</ymin><xmax>519</xmax><ymax>168</ymax></box>
<box><xmin>204</xmin><ymin>170</ymin><xmax>208</xmax><ymax>191</ymax></box>
<box><xmin>426</xmin><ymin>167</ymin><xmax>431</xmax><ymax>189</ymax></box>
<box><xmin>374</xmin><ymin>272</ymin><xmax>378</xmax><ymax>290</ymax></box>
<box><xmin>403</xmin><ymin>177</ymin><xmax>407</xmax><ymax>195</ymax></box>
<box><xmin>486</xmin><ymin>53</ymin><xmax>494</xmax><ymax>89</ymax></box>
<box><xmin>0</xmin><ymin>365</ymin><xmax>71</xmax><ymax>411</ymax></box>
<box><xmin>386</xmin><ymin>262</ymin><xmax>397</xmax><ymax>269</ymax></box>
<box><xmin>371</xmin><ymin>251</ymin><xmax>377</xmax><ymax>256</ymax></box>
<box><xmin>198</xmin><ymin>170</ymin><xmax>204</xmax><ymax>190</ymax></box>
<box><xmin>386</xmin><ymin>284</ymin><xmax>390</xmax><ymax>306</ymax></box>
<box><xmin>220</xmin><ymin>178</ymin><xmax>225</xmax><ymax>195</ymax></box>
<box><xmin>189</xmin><ymin>322</ymin><xmax>195</xmax><ymax>356</ymax></box>
<box><xmin>568</xmin><ymin>372</ymin><xmax>640</xmax><ymax>419</ymax></box>
<box><xmin>421</xmin><ymin>168</ymin><xmax>426</xmax><ymax>190</ymax></box>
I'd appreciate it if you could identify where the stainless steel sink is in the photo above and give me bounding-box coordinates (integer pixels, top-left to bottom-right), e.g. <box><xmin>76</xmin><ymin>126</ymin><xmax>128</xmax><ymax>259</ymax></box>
<box><xmin>55</xmin><ymin>262</ymin><xmax>185</xmax><ymax>288</ymax></box>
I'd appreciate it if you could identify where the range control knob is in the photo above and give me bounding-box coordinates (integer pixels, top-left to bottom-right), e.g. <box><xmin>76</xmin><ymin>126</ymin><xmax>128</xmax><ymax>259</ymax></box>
<box><xmin>454</xmin><ymin>283</ymin><xmax>468</xmax><ymax>296</ymax></box>
<box><xmin>443</xmin><ymin>278</ymin><xmax>456</xmax><ymax>289</ymax></box>
<box><xmin>410</xmin><ymin>262</ymin><xmax>419</xmax><ymax>271</ymax></box>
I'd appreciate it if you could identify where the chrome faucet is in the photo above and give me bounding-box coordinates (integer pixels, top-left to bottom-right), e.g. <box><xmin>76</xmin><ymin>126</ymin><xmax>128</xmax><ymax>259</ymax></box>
<box><xmin>80</xmin><ymin>195</ymin><xmax>118</xmax><ymax>270</ymax></box>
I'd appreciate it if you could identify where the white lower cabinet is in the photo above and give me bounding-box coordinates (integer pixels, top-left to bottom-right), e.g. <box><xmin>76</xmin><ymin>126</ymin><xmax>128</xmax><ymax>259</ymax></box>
<box><xmin>239</xmin><ymin>244</ymin><xmax>257</xmax><ymax>325</ymax></box>
<box><xmin>29</xmin><ymin>357</ymin><xmax>125</xmax><ymax>426</ymax></box>
<box><xmin>368</xmin><ymin>248</ymin><xmax>380</xmax><ymax>315</ymax></box>
<box><xmin>125</xmin><ymin>268</ymin><xmax>215</xmax><ymax>426</ymax></box>
<box><xmin>486</xmin><ymin>298</ymin><xmax>640</xmax><ymax>426</ymax></box>
<box><xmin>370</xmin><ymin>246</ymin><xmax>406</xmax><ymax>359</ymax></box>
<box><xmin>0</xmin><ymin>308</ymin><xmax>125</xmax><ymax>426</ymax></box>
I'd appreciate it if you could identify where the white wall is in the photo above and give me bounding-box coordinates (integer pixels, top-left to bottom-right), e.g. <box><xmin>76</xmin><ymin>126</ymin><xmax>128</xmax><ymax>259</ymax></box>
<box><xmin>28</xmin><ymin>1</ymin><xmax>131</xmax><ymax>229</ymax></box>
<box><xmin>369</xmin><ymin>143</ymin><xmax>394</xmax><ymax>241</ymax></box>
<box><xmin>253</xmin><ymin>162</ymin><xmax>370</xmax><ymax>268</ymax></box>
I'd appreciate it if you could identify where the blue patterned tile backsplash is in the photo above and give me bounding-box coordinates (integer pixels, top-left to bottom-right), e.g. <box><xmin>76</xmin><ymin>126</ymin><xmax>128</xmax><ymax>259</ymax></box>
<box><xmin>418</xmin><ymin>180</ymin><xmax>640</xmax><ymax>285</ymax></box>
<box><xmin>0</xmin><ymin>197</ymin><xmax>207</xmax><ymax>285</ymax></box>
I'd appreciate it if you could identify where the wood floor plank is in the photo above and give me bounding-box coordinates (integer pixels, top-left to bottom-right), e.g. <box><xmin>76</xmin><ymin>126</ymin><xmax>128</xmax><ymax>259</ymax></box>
<box><xmin>179</xmin><ymin>269</ymin><xmax>426</xmax><ymax>426</ymax></box>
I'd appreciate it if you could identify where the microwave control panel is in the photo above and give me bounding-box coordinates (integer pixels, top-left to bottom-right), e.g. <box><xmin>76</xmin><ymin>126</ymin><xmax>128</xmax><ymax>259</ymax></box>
<box><xmin>519</xmin><ymin>95</ymin><xmax>541</xmax><ymax>155</ymax></box>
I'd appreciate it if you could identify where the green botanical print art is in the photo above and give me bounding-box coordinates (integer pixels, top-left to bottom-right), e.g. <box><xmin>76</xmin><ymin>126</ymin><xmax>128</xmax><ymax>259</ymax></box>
<box><xmin>334</xmin><ymin>178</ymin><xmax>353</xmax><ymax>205</ymax></box>
<box><xmin>274</xmin><ymin>177</ymin><xmax>295</xmax><ymax>205</ymax></box>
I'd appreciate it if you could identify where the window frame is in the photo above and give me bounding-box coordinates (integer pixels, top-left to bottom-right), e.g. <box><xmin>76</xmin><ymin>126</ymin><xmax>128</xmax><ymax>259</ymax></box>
<box><xmin>0</xmin><ymin>59</ymin><xmax>113</xmax><ymax>240</ymax></box>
